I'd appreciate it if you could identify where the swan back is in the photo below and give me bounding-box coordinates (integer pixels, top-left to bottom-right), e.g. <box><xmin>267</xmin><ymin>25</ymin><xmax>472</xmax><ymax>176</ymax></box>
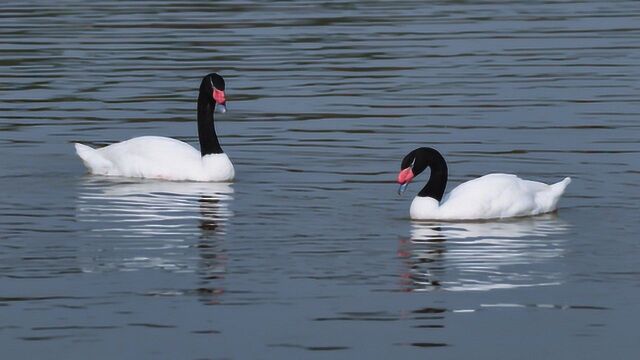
<box><xmin>410</xmin><ymin>174</ymin><xmax>571</xmax><ymax>220</ymax></box>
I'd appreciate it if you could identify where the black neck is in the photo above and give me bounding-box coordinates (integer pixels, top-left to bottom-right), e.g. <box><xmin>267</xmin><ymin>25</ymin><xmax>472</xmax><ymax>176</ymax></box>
<box><xmin>417</xmin><ymin>148</ymin><xmax>448</xmax><ymax>201</ymax></box>
<box><xmin>197</xmin><ymin>91</ymin><xmax>223</xmax><ymax>156</ymax></box>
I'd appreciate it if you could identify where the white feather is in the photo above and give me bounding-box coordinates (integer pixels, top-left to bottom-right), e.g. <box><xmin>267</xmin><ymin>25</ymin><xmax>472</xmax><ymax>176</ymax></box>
<box><xmin>410</xmin><ymin>174</ymin><xmax>571</xmax><ymax>220</ymax></box>
<box><xmin>74</xmin><ymin>136</ymin><xmax>234</xmax><ymax>182</ymax></box>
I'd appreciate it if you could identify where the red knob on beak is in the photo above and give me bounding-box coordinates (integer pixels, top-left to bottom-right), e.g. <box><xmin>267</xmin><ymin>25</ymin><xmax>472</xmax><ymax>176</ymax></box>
<box><xmin>397</xmin><ymin>167</ymin><xmax>414</xmax><ymax>196</ymax></box>
<box><xmin>213</xmin><ymin>88</ymin><xmax>226</xmax><ymax>105</ymax></box>
<box><xmin>397</xmin><ymin>167</ymin><xmax>414</xmax><ymax>184</ymax></box>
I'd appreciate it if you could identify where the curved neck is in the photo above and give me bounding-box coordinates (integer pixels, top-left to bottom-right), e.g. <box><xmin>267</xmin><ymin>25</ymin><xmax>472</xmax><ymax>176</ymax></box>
<box><xmin>417</xmin><ymin>149</ymin><xmax>448</xmax><ymax>202</ymax></box>
<box><xmin>197</xmin><ymin>91</ymin><xmax>223</xmax><ymax>156</ymax></box>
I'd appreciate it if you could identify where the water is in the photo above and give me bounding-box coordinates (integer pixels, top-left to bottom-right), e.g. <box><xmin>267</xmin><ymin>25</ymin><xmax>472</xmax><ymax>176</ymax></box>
<box><xmin>1</xmin><ymin>0</ymin><xmax>640</xmax><ymax>358</ymax></box>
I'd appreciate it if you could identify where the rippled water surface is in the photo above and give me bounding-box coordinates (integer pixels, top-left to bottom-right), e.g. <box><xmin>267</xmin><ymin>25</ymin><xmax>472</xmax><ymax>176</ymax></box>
<box><xmin>2</xmin><ymin>1</ymin><xmax>640</xmax><ymax>358</ymax></box>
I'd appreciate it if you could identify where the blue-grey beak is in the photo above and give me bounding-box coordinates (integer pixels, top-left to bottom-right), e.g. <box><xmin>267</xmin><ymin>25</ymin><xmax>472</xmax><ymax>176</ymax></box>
<box><xmin>216</xmin><ymin>103</ymin><xmax>227</xmax><ymax>113</ymax></box>
<box><xmin>398</xmin><ymin>183</ymin><xmax>408</xmax><ymax>196</ymax></box>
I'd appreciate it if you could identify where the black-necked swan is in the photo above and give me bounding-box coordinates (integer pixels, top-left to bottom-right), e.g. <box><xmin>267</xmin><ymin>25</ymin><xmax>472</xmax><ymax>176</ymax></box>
<box><xmin>397</xmin><ymin>147</ymin><xmax>571</xmax><ymax>220</ymax></box>
<box><xmin>74</xmin><ymin>73</ymin><xmax>234</xmax><ymax>182</ymax></box>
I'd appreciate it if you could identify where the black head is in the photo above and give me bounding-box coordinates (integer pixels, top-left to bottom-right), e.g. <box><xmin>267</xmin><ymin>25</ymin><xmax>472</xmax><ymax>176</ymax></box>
<box><xmin>199</xmin><ymin>73</ymin><xmax>227</xmax><ymax>112</ymax></box>
<box><xmin>400</xmin><ymin>148</ymin><xmax>432</xmax><ymax>177</ymax></box>
<box><xmin>397</xmin><ymin>147</ymin><xmax>448</xmax><ymax>200</ymax></box>
<box><xmin>200</xmin><ymin>73</ymin><xmax>225</xmax><ymax>93</ymax></box>
<box><xmin>207</xmin><ymin>73</ymin><xmax>225</xmax><ymax>91</ymax></box>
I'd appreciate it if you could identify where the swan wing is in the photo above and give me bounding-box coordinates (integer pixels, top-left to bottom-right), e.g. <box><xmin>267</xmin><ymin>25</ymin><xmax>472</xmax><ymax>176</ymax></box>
<box><xmin>76</xmin><ymin>136</ymin><xmax>206</xmax><ymax>180</ymax></box>
<box><xmin>440</xmin><ymin>174</ymin><xmax>569</xmax><ymax>219</ymax></box>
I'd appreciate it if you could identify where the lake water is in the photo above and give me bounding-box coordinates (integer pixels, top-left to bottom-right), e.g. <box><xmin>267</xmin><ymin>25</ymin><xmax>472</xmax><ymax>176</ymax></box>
<box><xmin>1</xmin><ymin>0</ymin><xmax>639</xmax><ymax>358</ymax></box>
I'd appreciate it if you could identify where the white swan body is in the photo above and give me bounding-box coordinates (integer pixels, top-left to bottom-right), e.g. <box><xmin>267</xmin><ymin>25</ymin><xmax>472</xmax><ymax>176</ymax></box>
<box><xmin>75</xmin><ymin>136</ymin><xmax>234</xmax><ymax>182</ymax></box>
<box><xmin>410</xmin><ymin>174</ymin><xmax>571</xmax><ymax>220</ymax></box>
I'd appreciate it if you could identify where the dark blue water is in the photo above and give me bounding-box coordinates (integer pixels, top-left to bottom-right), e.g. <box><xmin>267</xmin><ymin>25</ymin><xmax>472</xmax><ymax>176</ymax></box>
<box><xmin>1</xmin><ymin>1</ymin><xmax>640</xmax><ymax>358</ymax></box>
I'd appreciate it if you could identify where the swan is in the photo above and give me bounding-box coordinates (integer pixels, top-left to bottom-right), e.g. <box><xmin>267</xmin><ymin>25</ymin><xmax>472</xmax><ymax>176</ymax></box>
<box><xmin>397</xmin><ymin>147</ymin><xmax>571</xmax><ymax>220</ymax></box>
<box><xmin>74</xmin><ymin>73</ymin><xmax>234</xmax><ymax>182</ymax></box>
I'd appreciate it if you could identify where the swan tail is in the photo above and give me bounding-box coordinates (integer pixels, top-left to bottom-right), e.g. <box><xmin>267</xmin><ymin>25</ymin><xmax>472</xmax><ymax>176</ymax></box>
<box><xmin>551</xmin><ymin>177</ymin><xmax>571</xmax><ymax>195</ymax></box>
<box><xmin>74</xmin><ymin>143</ymin><xmax>112</xmax><ymax>174</ymax></box>
<box><xmin>536</xmin><ymin>177</ymin><xmax>571</xmax><ymax>213</ymax></box>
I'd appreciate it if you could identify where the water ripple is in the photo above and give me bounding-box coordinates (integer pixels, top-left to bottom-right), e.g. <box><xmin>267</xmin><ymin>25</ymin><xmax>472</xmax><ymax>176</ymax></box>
<box><xmin>399</xmin><ymin>215</ymin><xmax>570</xmax><ymax>291</ymax></box>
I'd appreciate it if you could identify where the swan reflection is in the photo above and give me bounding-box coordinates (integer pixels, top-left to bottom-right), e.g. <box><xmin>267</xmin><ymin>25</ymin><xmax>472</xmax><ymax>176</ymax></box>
<box><xmin>76</xmin><ymin>178</ymin><xmax>233</xmax><ymax>278</ymax></box>
<box><xmin>399</xmin><ymin>215</ymin><xmax>570</xmax><ymax>292</ymax></box>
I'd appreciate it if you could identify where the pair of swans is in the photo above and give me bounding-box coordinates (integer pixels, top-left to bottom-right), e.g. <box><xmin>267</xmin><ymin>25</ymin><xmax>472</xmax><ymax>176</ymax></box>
<box><xmin>75</xmin><ymin>73</ymin><xmax>571</xmax><ymax>221</ymax></box>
